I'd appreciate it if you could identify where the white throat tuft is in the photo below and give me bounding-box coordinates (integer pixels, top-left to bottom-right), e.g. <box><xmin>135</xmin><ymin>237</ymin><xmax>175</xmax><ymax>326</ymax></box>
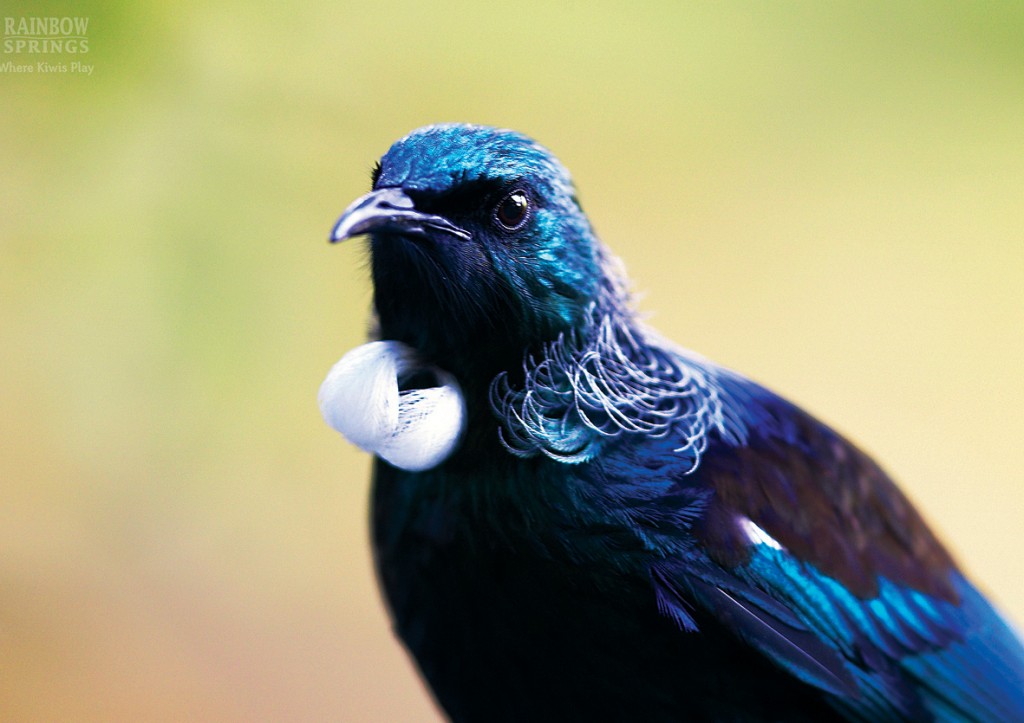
<box><xmin>319</xmin><ymin>341</ymin><xmax>466</xmax><ymax>472</ymax></box>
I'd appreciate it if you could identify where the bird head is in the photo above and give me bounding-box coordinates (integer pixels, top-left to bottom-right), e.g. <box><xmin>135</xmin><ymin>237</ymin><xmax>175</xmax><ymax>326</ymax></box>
<box><xmin>332</xmin><ymin>124</ymin><xmax>615</xmax><ymax>377</ymax></box>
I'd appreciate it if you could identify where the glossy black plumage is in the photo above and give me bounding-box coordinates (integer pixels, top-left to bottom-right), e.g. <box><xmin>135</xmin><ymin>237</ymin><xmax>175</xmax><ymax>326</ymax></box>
<box><xmin>326</xmin><ymin>124</ymin><xmax>1024</xmax><ymax>721</ymax></box>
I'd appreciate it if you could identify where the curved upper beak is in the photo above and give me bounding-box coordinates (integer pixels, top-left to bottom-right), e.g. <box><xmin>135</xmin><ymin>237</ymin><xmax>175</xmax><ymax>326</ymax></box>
<box><xmin>330</xmin><ymin>187</ymin><xmax>471</xmax><ymax>243</ymax></box>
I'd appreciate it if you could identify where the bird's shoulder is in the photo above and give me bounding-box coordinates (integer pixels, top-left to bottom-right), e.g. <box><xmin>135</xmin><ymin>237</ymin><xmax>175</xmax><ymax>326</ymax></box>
<box><xmin>573</xmin><ymin>344</ymin><xmax>957</xmax><ymax>600</ymax></box>
<box><xmin>695</xmin><ymin>374</ymin><xmax>956</xmax><ymax>601</ymax></box>
<box><xmin>579</xmin><ymin>363</ymin><xmax>1024</xmax><ymax>718</ymax></box>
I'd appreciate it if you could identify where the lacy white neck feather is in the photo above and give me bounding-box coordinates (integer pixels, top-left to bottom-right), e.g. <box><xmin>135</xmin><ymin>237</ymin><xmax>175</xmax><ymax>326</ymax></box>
<box><xmin>490</xmin><ymin>306</ymin><xmax>732</xmax><ymax>469</ymax></box>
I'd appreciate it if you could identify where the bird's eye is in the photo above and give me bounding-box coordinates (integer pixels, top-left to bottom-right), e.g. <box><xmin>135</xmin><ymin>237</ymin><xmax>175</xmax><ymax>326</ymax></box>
<box><xmin>494</xmin><ymin>190</ymin><xmax>529</xmax><ymax>230</ymax></box>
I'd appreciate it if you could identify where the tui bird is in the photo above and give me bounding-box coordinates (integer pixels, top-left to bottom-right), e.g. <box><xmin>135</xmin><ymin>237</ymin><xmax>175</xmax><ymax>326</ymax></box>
<box><xmin>320</xmin><ymin>124</ymin><xmax>1024</xmax><ymax>722</ymax></box>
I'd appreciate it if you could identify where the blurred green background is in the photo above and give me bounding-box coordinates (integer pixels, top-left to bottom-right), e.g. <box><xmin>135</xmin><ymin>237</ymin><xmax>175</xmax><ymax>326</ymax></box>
<box><xmin>2</xmin><ymin>2</ymin><xmax>1022</xmax><ymax>720</ymax></box>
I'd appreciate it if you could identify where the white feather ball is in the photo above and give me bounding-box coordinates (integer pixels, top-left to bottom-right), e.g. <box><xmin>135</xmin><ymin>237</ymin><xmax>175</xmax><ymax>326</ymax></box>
<box><xmin>318</xmin><ymin>341</ymin><xmax>466</xmax><ymax>472</ymax></box>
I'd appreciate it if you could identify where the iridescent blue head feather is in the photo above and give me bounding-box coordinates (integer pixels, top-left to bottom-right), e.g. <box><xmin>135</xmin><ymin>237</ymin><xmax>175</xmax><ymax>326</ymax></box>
<box><xmin>332</xmin><ymin>124</ymin><xmax>614</xmax><ymax>373</ymax></box>
<box><xmin>332</xmin><ymin>123</ymin><xmax>747</xmax><ymax>465</ymax></box>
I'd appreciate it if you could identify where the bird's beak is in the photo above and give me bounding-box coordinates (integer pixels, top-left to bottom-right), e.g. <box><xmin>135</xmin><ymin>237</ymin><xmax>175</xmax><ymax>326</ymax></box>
<box><xmin>330</xmin><ymin>187</ymin><xmax>471</xmax><ymax>243</ymax></box>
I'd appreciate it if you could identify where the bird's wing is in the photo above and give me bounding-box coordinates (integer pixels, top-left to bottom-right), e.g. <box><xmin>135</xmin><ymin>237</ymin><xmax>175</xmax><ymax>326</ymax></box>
<box><xmin>654</xmin><ymin>544</ymin><xmax>1024</xmax><ymax>721</ymax></box>
<box><xmin>635</xmin><ymin>378</ymin><xmax>1024</xmax><ymax>720</ymax></box>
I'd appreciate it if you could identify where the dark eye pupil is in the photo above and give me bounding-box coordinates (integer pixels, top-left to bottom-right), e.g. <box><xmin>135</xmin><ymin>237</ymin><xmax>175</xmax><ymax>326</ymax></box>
<box><xmin>496</xmin><ymin>191</ymin><xmax>528</xmax><ymax>229</ymax></box>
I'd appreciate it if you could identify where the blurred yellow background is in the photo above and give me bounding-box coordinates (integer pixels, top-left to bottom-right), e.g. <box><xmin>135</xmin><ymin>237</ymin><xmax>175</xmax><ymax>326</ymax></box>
<box><xmin>2</xmin><ymin>2</ymin><xmax>1022</xmax><ymax>720</ymax></box>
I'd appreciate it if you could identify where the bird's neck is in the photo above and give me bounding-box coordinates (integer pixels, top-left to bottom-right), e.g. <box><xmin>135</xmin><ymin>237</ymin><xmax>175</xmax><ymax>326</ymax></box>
<box><xmin>490</xmin><ymin>297</ymin><xmax>731</xmax><ymax>466</ymax></box>
<box><xmin>376</xmin><ymin>270</ymin><xmax>634</xmax><ymax>379</ymax></box>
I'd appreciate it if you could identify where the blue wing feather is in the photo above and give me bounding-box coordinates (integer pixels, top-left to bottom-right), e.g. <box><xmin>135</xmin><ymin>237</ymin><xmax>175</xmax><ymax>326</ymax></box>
<box><xmin>689</xmin><ymin>568</ymin><xmax>861</xmax><ymax>698</ymax></box>
<box><xmin>902</xmin><ymin>580</ymin><xmax>1024</xmax><ymax>721</ymax></box>
<box><xmin>620</xmin><ymin>362</ymin><xmax>1024</xmax><ymax>720</ymax></box>
<box><xmin>725</xmin><ymin>543</ymin><xmax>1024</xmax><ymax>720</ymax></box>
